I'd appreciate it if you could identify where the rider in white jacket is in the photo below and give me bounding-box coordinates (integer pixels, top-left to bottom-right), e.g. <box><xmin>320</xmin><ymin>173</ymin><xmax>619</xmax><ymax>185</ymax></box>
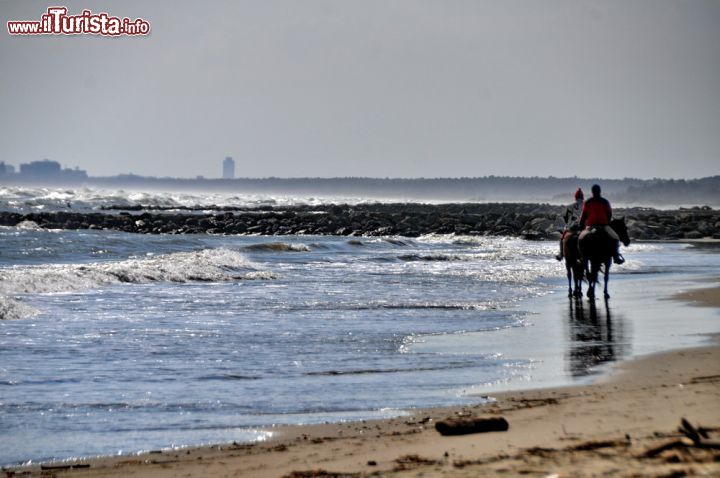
<box><xmin>556</xmin><ymin>188</ymin><xmax>584</xmax><ymax>261</ymax></box>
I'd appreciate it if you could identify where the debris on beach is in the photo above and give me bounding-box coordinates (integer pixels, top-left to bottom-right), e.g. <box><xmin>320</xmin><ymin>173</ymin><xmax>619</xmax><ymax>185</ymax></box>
<box><xmin>393</xmin><ymin>454</ymin><xmax>442</xmax><ymax>471</ymax></box>
<box><xmin>39</xmin><ymin>463</ymin><xmax>91</xmax><ymax>471</ymax></box>
<box><xmin>435</xmin><ymin>416</ymin><xmax>510</xmax><ymax>436</ymax></box>
<box><xmin>283</xmin><ymin>470</ymin><xmax>361</xmax><ymax>478</ymax></box>
<box><xmin>642</xmin><ymin>418</ymin><xmax>720</xmax><ymax>458</ymax></box>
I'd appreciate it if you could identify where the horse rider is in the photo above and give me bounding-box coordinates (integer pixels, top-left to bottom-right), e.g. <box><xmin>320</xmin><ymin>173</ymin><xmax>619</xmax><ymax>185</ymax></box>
<box><xmin>556</xmin><ymin>188</ymin><xmax>584</xmax><ymax>261</ymax></box>
<box><xmin>578</xmin><ymin>184</ymin><xmax>625</xmax><ymax>264</ymax></box>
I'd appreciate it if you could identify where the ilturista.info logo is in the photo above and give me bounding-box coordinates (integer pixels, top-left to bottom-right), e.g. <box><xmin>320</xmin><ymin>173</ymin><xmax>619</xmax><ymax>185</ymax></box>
<box><xmin>7</xmin><ymin>6</ymin><xmax>150</xmax><ymax>36</ymax></box>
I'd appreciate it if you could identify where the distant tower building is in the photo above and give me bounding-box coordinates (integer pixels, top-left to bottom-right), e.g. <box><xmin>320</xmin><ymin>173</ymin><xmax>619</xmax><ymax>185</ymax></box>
<box><xmin>222</xmin><ymin>156</ymin><xmax>235</xmax><ymax>179</ymax></box>
<box><xmin>20</xmin><ymin>159</ymin><xmax>61</xmax><ymax>177</ymax></box>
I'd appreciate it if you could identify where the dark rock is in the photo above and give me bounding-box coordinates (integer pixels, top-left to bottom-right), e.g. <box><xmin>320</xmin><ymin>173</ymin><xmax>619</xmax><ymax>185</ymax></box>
<box><xmin>435</xmin><ymin>416</ymin><xmax>509</xmax><ymax>436</ymax></box>
<box><xmin>1</xmin><ymin>204</ymin><xmax>718</xmax><ymax>241</ymax></box>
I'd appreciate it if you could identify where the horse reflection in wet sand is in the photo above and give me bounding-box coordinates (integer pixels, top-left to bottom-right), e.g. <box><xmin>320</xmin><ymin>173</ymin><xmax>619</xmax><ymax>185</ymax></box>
<box><xmin>579</xmin><ymin>218</ymin><xmax>631</xmax><ymax>300</ymax></box>
<box><xmin>567</xmin><ymin>299</ymin><xmax>627</xmax><ymax>377</ymax></box>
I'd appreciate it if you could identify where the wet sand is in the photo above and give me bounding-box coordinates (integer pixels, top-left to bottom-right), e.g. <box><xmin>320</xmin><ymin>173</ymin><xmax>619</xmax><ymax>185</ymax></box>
<box><xmin>674</xmin><ymin>279</ymin><xmax>720</xmax><ymax>308</ymax></box>
<box><xmin>15</xmin><ymin>345</ymin><xmax>719</xmax><ymax>477</ymax></box>
<box><xmin>6</xmin><ymin>283</ymin><xmax>718</xmax><ymax>477</ymax></box>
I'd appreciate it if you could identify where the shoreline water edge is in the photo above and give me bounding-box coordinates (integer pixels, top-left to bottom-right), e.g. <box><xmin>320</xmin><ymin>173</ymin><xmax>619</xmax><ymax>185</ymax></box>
<box><xmin>3</xmin><ymin>249</ymin><xmax>719</xmax><ymax>476</ymax></box>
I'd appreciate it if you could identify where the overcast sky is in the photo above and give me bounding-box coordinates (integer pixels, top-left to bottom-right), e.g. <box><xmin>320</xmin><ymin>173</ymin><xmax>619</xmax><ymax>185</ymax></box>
<box><xmin>1</xmin><ymin>0</ymin><xmax>718</xmax><ymax>179</ymax></box>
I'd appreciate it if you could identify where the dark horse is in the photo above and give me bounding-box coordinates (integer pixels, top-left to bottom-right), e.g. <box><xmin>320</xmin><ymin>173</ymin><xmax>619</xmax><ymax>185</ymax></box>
<box><xmin>562</xmin><ymin>231</ymin><xmax>584</xmax><ymax>298</ymax></box>
<box><xmin>578</xmin><ymin>218</ymin><xmax>631</xmax><ymax>300</ymax></box>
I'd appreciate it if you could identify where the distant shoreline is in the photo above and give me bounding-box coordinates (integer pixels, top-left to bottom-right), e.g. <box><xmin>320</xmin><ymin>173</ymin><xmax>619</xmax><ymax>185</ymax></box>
<box><xmin>2</xmin><ymin>175</ymin><xmax>719</xmax><ymax>208</ymax></box>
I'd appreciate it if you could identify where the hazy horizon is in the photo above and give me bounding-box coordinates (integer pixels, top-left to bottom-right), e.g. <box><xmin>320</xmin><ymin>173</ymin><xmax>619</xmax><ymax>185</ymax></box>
<box><xmin>2</xmin><ymin>1</ymin><xmax>719</xmax><ymax>180</ymax></box>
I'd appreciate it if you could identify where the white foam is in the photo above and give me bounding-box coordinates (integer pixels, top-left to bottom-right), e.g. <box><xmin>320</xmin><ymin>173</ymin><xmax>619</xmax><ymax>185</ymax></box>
<box><xmin>0</xmin><ymin>186</ymin><xmax>379</xmax><ymax>213</ymax></box>
<box><xmin>14</xmin><ymin>220</ymin><xmax>42</xmax><ymax>230</ymax></box>
<box><xmin>0</xmin><ymin>248</ymin><xmax>275</xmax><ymax>295</ymax></box>
<box><xmin>0</xmin><ymin>296</ymin><xmax>38</xmax><ymax>320</ymax></box>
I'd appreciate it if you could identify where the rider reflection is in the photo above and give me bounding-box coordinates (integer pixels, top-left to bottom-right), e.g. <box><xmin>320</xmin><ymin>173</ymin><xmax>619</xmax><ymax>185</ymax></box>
<box><xmin>566</xmin><ymin>298</ymin><xmax>628</xmax><ymax>377</ymax></box>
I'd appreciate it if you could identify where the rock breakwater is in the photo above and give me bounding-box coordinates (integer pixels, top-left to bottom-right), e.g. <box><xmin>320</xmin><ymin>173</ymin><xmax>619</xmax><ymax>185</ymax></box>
<box><xmin>0</xmin><ymin>203</ymin><xmax>717</xmax><ymax>240</ymax></box>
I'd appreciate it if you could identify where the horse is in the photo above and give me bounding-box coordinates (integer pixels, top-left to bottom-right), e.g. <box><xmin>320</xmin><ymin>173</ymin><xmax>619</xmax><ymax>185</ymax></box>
<box><xmin>561</xmin><ymin>230</ymin><xmax>584</xmax><ymax>298</ymax></box>
<box><xmin>578</xmin><ymin>217</ymin><xmax>631</xmax><ymax>300</ymax></box>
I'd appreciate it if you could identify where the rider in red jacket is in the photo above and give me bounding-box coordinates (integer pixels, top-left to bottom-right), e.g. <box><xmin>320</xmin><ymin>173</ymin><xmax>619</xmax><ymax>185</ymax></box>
<box><xmin>579</xmin><ymin>184</ymin><xmax>625</xmax><ymax>264</ymax></box>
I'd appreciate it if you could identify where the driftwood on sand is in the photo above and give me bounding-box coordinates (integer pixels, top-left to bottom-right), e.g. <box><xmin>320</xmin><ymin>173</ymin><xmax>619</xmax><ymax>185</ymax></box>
<box><xmin>435</xmin><ymin>416</ymin><xmax>510</xmax><ymax>436</ymax></box>
<box><xmin>642</xmin><ymin>418</ymin><xmax>720</xmax><ymax>458</ymax></box>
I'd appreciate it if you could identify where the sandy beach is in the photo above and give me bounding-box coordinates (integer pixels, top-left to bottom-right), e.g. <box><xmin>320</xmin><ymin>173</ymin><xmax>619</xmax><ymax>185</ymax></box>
<box><xmin>6</xmin><ymin>284</ymin><xmax>718</xmax><ymax>478</ymax></box>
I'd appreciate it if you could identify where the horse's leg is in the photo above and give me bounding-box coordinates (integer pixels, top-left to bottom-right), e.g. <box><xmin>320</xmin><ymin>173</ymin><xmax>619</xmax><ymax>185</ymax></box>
<box><xmin>566</xmin><ymin>264</ymin><xmax>573</xmax><ymax>297</ymax></box>
<box><xmin>571</xmin><ymin>261</ymin><xmax>581</xmax><ymax>298</ymax></box>
<box><xmin>575</xmin><ymin>265</ymin><xmax>583</xmax><ymax>298</ymax></box>
<box><xmin>569</xmin><ymin>235</ymin><xmax>582</xmax><ymax>298</ymax></box>
<box><xmin>586</xmin><ymin>260</ymin><xmax>597</xmax><ymax>299</ymax></box>
<box><xmin>593</xmin><ymin>262</ymin><xmax>600</xmax><ymax>299</ymax></box>
<box><xmin>604</xmin><ymin>260</ymin><xmax>611</xmax><ymax>299</ymax></box>
<box><xmin>571</xmin><ymin>268</ymin><xmax>577</xmax><ymax>297</ymax></box>
<box><xmin>561</xmin><ymin>235</ymin><xmax>573</xmax><ymax>297</ymax></box>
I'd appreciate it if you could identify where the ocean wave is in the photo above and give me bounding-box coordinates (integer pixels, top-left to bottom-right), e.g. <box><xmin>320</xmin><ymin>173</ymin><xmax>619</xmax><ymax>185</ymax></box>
<box><xmin>305</xmin><ymin>363</ymin><xmax>474</xmax><ymax>376</ymax></box>
<box><xmin>14</xmin><ymin>220</ymin><xmax>42</xmax><ymax>230</ymax></box>
<box><xmin>397</xmin><ymin>253</ymin><xmax>471</xmax><ymax>262</ymax></box>
<box><xmin>417</xmin><ymin>233</ymin><xmax>506</xmax><ymax>247</ymax></box>
<box><xmin>243</xmin><ymin>242</ymin><xmax>311</xmax><ymax>252</ymax></box>
<box><xmin>0</xmin><ymin>186</ymin><xmax>378</xmax><ymax>213</ymax></box>
<box><xmin>0</xmin><ymin>248</ymin><xmax>276</xmax><ymax>296</ymax></box>
<box><xmin>369</xmin><ymin>302</ymin><xmax>492</xmax><ymax>310</ymax></box>
<box><xmin>197</xmin><ymin>374</ymin><xmax>261</xmax><ymax>381</ymax></box>
<box><xmin>285</xmin><ymin>300</ymin><xmax>500</xmax><ymax>312</ymax></box>
<box><xmin>383</xmin><ymin>238</ymin><xmax>414</xmax><ymax>247</ymax></box>
<box><xmin>0</xmin><ymin>296</ymin><xmax>38</xmax><ymax>320</ymax></box>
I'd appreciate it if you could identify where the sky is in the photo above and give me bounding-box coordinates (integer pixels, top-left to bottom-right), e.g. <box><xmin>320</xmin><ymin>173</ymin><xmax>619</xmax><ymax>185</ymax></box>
<box><xmin>1</xmin><ymin>0</ymin><xmax>719</xmax><ymax>179</ymax></box>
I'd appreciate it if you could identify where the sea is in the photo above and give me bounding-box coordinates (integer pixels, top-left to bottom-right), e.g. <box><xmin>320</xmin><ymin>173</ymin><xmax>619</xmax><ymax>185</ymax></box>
<box><xmin>1</xmin><ymin>186</ymin><xmax>719</xmax><ymax>466</ymax></box>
